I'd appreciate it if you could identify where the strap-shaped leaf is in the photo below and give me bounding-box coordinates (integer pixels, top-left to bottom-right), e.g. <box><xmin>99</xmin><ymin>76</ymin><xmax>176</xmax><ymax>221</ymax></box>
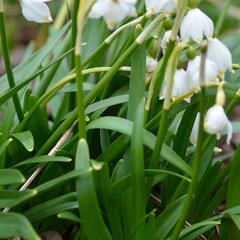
<box><xmin>0</xmin><ymin>212</ymin><xmax>40</xmax><ymax>240</ymax></box>
<box><xmin>87</xmin><ymin>117</ymin><xmax>192</xmax><ymax>176</ymax></box>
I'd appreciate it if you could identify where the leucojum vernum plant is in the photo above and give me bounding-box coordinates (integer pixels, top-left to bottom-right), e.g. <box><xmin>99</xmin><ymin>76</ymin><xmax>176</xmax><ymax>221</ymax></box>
<box><xmin>0</xmin><ymin>0</ymin><xmax>240</xmax><ymax>239</ymax></box>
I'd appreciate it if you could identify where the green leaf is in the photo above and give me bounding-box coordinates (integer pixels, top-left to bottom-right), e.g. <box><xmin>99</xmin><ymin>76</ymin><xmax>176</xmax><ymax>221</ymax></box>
<box><xmin>87</xmin><ymin>117</ymin><xmax>192</xmax><ymax>176</ymax></box>
<box><xmin>230</xmin><ymin>214</ymin><xmax>240</xmax><ymax>231</ymax></box>
<box><xmin>154</xmin><ymin>196</ymin><xmax>185</xmax><ymax>240</ymax></box>
<box><xmin>35</xmin><ymin>169</ymin><xmax>91</xmax><ymax>194</ymax></box>
<box><xmin>57</xmin><ymin>211</ymin><xmax>81</xmax><ymax>223</ymax></box>
<box><xmin>0</xmin><ymin>22</ymin><xmax>71</xmax><ymax>95</ymax></box>
<box><xmin>227</xmin><ymin>145</ymin><xmax>240</xmax><ymax>208</ymax></box>
<box><xmin>13</xmin><ymin>155</ymin><xmax>72</xmax><ymax>167</ymax></box>
<box><xmin>130</xmin><ymin>98</ymin><xmax>146</xmax><ymax>240</ymax></box>
<box><xmin>112</xmin><ymin>169</ymin><xmax>189</xmax><ymax>199</ymax></box>
<box><xmin>75</xmin><ymin>139</ymin><xmax>112</xmax><ymax>240</ymax></box>
<box><xmin>0</xmin><ymin>212</ymin><xmax>40</xmax><ymax>240</ymax></box>
<box><xmin>0</xmin><ymin>138</ymin><xmax>13</xmax><ymax>156</ymax></box>
<box><xmin>0</xmin><ymin>190</ymin><xmax>37</xmax><ymax>208</ymax></box>
<box><xmin>179</xmin><ymin>220</ymin><xmax>220</xmax><ymax>240</ymax></box>
<box><xmin>11</xmin><ymin>131</ymin><xmax>34</xmax><ymax>152</ymax></box>
<box><xmin>127</xmin><ymin>35</ymin><xmax>146</xmax><ymax>121</ymax></box>
<box><xmin>25</xmin><ymin>193</ymin><xmax>78</xmax><ymax>222</ymax></box>
<box><xmin>0</xmin><ymin>169</ymin><xmax>25</xmax><ymax>185</ymax></box>
<box><xmin>86</xmin><ymin>94</ymin><xmax>128</xmax><ymax>114</ymax></box>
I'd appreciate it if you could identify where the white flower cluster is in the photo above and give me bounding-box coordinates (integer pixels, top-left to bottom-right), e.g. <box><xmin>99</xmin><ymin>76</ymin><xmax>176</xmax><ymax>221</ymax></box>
<box><xmin>144</xmin><ymin>1</ymin><xmax>233</xmax><ymax>144</ymax></box>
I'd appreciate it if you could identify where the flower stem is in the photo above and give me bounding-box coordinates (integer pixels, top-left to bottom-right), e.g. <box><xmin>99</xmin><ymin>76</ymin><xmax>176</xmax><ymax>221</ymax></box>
<box><xmin>170</xmin><ymin>50</ymin><xmax>207</xmax><ymax>240</ymax></box>
<box><xmin>71</xmin><ymin>0</ymin><xmax>80</xmax><ymax>68</ymax></box>
<box><xmin>0</xmin><ymin>0</ymin><xmax>23</xmax><ymax>121</ymax></box>
<box><xmin>75</xmin><ymin>0</ymin><xmax>87</xmax><ymax>139</ymax></box>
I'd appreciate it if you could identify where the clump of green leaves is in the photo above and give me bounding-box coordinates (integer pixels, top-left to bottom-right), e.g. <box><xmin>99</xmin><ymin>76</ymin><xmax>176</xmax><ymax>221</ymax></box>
<box><xmin>0</xmin><ymin>0</ymin><xmax>240</xmax><ymax>240</ymax></box>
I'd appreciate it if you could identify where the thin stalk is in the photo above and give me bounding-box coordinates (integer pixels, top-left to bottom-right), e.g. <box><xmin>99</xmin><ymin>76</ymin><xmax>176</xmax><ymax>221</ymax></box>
<box><xmin>215</xmin><ymin>0</ymin><xmax>232</xmax><ymax>37</ymax></box>
<box><xmin>226</xmin><ymin>89</ymin><xmax>240</xmax><ymax>113</ymax></box>
<box><xmin>75</xmin><ymin>0</ymin><xmax>87</xmax><ymax>139</ymax></box>
<box><xmin>171</xmin><ymin>50</ymin><xmax>207</xmax><ymax>240</ymax></box>
<box><xmin>148</xmin><ymin>44</ymin><xmax>183</xmax><ymax>170</ymax></box>
<box><xmin>36</xmin><ymin>33</ymin><xmax>72</xmax><ymax>97</ymax></box>
<box><xmin>75</xmin><ymin>54</ymin><xmax>86</xmax><ymax>138</ymax></box>
<box><xmin>0</xmin><ymin>0</ymin><xmax>23</xmax><ymax>121</ymax></box>
<box><xmin>71</xmin><ymin>0</ymin><xmax>80</xmax><ymax>68</ymax></box>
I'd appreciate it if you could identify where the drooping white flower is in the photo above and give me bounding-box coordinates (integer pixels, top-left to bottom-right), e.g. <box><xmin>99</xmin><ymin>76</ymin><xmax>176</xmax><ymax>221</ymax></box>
<box><xmin>90</xmin><ymin>0</ymin><xmax>137</xmax><ymax>29</ymax></box>
<box><xmin>204</xmin><ymin>105</ymin><xmax>232</xmax><ymax>144</ymax></box>
<box><xmin>190</xmin><ymin>113</ymin><xmax>200</xmax><ymax>145</ymax></box>
<box><xmin>145</xmin><ymin>0</ymin><xmax>176</xmax><ymax>14</ymax></box>
<box><xmin>207</xmin><ymin>38</ymin><xmax>233</xmax><ymax>77</ymax></box>
<box><xmin>20</xmin><ymin>0</ymin><xmax>53</xmax><ymax>23</ymax></box>
<box><xmin>180</xmin><ymin>8</ymin><xmax>214</xmax><ymax>43</ymax></box>
<box><xmin>160</xmin><ymin>69</ymin><xmax>189</xmax><ymax>101</ymax></box>
<box><xmin>186</xmin><ymin>56</ymin><xmax>219</xmax><ymax>91</ymax></box>
<box><xmin>146</xmin><ymin>57</ymin><xmax>158</xmax><ymax>73</ymax></box>
<box><xmin>146</xmin><ymin>57</ymin><xmax>158</xmax><ymax>82</ymax></box>
<box><xmin>161</xmin><ymin>31</ymin><xmax>179</xmax><ymax>54</ymax></box>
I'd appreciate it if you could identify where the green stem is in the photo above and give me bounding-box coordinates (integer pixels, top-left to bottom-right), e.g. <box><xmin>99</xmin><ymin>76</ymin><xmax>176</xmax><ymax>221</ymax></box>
<box><xmin>75</xmin><ymin>54</ymin><xmax>87</xmax><ymax>138</ymax></box>
<box><xmin>71</xmin><ymin>0</ymin><xmax>80</xmax><ymax>68</ymax></box>
<box><xmin>215</xmin><ymin>0</ymin><xmax>232</xmax><ymax>37</ymax></box>
<box><xmin>226</xmin><ymin>92</ymin><xmax>240</xmax><ymax>113</ymax></box>
<box><xmin>36</xmin><ymin>33</ymin><xmax>72</xmax><ymax>97</ymax></box>
<box><xmin>0</xmin><ymin>1</ymin><xmax>23</xmax><ymax>121</ymax></box>
<box><xmin>170</xmin><ymin>52</ymin><xmax>207</xmax><ymax>240</ymax></box>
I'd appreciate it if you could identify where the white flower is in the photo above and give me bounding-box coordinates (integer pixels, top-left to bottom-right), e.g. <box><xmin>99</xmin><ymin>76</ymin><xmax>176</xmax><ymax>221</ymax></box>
<box><xmin>190</xmin><ymin>113</ymin><xmax>200</xmax><ymax>145</ymax></box>
<box><xmin>180</xmin><ymin>8</ymin><xmax>214</xmax><ymax>43</ymax></box>
<box><xmin>160</xmin><ymin>69</ymin><xmax>189</xmax><ymax>101</ymax></box>
<box><xmin>207</xmin><ymin>38</ymin><xmax>232</xmax><ymax>77</ymax></box>
<box><xmin>90</xmin><ymin>0</ymin><xmax>136</xmax><ymax>29</ymax></box>
<box><xmin>204</xmin><ymin>105</ymin><xmax>232</xmax><ymax>144</ymax></box>
<box><xmin>20</xmin><ymin>0</ymin><xmax>53</xmax><ymax>23</ymax></box>
<box><xmin>146</xmin><ymin>57</ymin><xmax>158</xmax><ymax>73</ymax></box>
<box><xmin>146</xmin><ymin>57</ymin><xmax>158</xmax><ymax>82</ymax></box>
<box><xmin>161</xmin><ymin>31</ymin><xmax>179</xmax><ymax>54</ymax></box>
<box><xmin>145</xmin><ymin>0</ymin><xmax>176</xmax><ymax>14</ymax></box>
<box><xmin>186</xmin><ymin>56</ymin><xmax>219</xmax><ymax>91</ymax></box>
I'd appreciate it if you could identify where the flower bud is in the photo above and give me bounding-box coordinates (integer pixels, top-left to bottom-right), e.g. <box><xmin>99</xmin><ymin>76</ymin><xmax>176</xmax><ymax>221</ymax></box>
<box><xmin>163</xmin><ymin>17</ymin><xmax>173</xmax><ymax>31</ymax></box>
<box><xmin>186</xmin><ymin>47</ymin><xmax>196</xmax><ymax>60</ymax></box>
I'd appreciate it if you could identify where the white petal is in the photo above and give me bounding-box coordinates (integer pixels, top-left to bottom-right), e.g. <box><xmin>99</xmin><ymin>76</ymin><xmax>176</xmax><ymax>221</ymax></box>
<box><xmin>145</xmin><ymin>0</ymin><xmax>176</xmax><ymax>13</ymax></box>
<box><xmin>207</xmin><ymin>38</ymin><xmax>233</xmax><ymax>75</ymax></box>
<box><xmin>89</xmin><ymin>0</ymin><xmax>111</xmax><ymax>19</ymax></box>
<box><xmin>90</xmin><ymin>0</ymin><xmax>136</xmax><ymax>29</ymax></box>
<box><xmin>20</xmin><ymin>0</ymin><xmax>53</xmax><ymax>23</ymax></box>
<box><xmin>180</xmin><ymin>8</ymin><xmax>214</xmax><ymax>43</ymax></box>
<box><xmin>171</xmin><ymin>69</ymin><xmax>188</xmax><ymax>98</ymax></box>
<box><xmin>146</xmin><ymin>57</ymin><xmax>158</xmax><ymax>73</ymax></box>
<box><xmin>161</xmin><ymin>69</ymin><xmax>189</xmax><ymax>100</ymax></box>
<box><xmin>161</xmin><ymin>30</ymin><xmax>179</xmax><ymax>50</ymax></box>
<box><xmin>186</xmin><ymin>56</ymin><xmax>218</xmax><ymax>90</ymax></box>
<box><xmin>226</xmin><ymin>121</ymin><xmax>233</xmax><ymax>145</ymax></box>
<box><xmin>204</xmin><ymin>105</ymin><xmax>229</xmax><ymax>135</ymax></box>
